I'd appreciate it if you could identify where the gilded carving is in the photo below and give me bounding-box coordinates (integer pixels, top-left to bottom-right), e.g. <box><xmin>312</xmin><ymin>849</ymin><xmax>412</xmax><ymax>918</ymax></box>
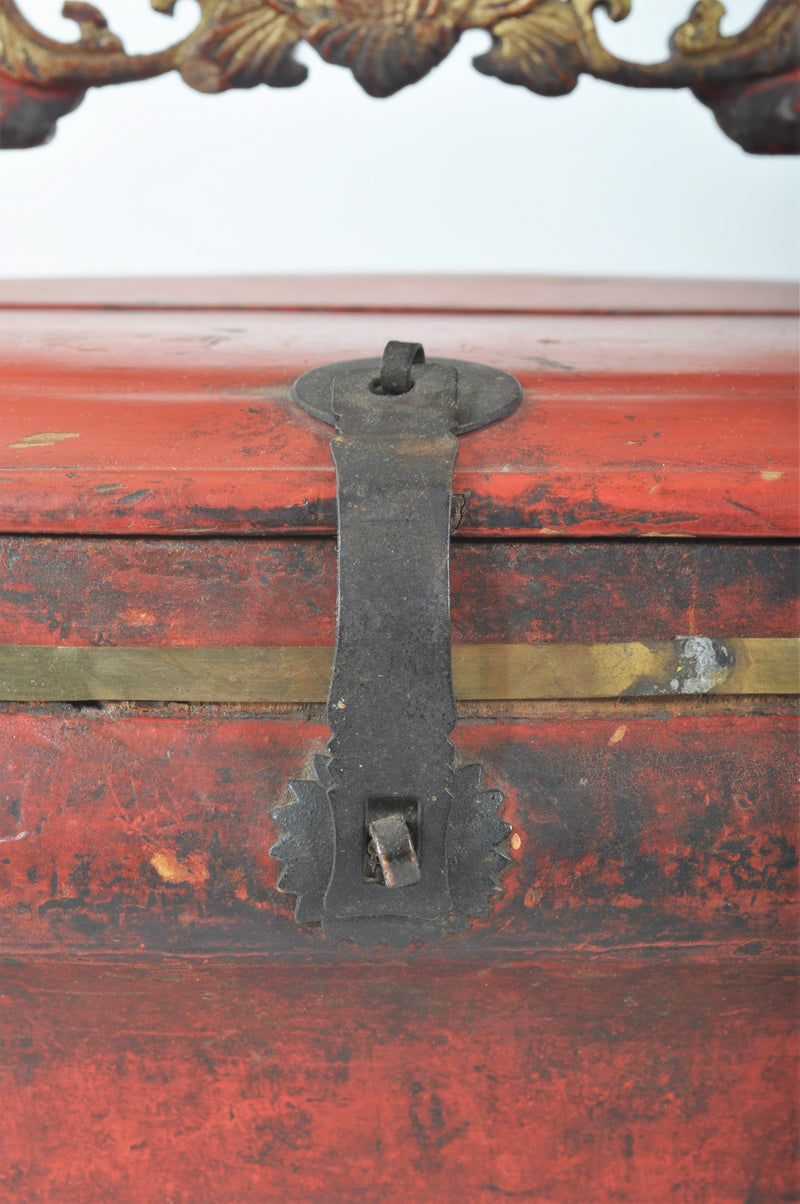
<box><xmin>0</xmin><ymin>0</ymin><xmax>796</xmax><ymax>151</ymax></box>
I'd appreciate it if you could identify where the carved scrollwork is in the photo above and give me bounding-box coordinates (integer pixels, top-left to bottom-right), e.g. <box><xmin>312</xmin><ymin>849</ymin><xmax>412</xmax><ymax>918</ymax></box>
<box><xmin>0</xmin><ymin>0</ymin><xmax>797</xmax><ymax>151</ymax></box>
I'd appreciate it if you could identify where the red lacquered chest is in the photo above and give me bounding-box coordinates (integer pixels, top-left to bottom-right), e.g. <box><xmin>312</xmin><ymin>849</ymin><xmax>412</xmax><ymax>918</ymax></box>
<box><xmin>0</xmin><ymin>276</ymin><xmax>797</xmax><ymax>1203</ymax></box>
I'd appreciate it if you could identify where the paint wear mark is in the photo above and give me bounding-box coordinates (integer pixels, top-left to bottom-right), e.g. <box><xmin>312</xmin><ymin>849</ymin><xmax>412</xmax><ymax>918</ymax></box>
<box><xmin>526</xmin><ymin>355</ymin><xmax>576</xmax><ymax>372</ymax></box>
<box><xmin>115</xmin><ymin>490</ymin><xmax>153</xmax><ymax>506</ymax></box>
<box><xmin>0</xmin><ymin>830</ymin><xmax>29</xmax><ymax>844</ymax></box>
<box><xmin>150</xmin><ymin>851</ymin><xmax>210</xmax><ymax>887</ymax></box>
<box><xmin>119</xmin><ymin>609</ymin><xmax>157</xmax><ymax>628</ymax></box>
<box><xmin>8</xmin><ymin>432</ymin><xmax>79</xmax><ymax>448</ymax></box>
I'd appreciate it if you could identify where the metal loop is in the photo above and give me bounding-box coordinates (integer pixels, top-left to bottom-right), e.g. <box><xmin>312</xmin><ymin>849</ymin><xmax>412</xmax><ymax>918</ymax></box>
<box><xmin>380</xmin><ymin>341</ymin><xmax>425</xmax><ymax>396</ymax></box>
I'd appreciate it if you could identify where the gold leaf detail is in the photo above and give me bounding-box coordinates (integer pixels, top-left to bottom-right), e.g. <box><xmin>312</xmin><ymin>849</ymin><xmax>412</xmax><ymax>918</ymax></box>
<box><xmin>61</xmin><ymin>3</ymin><xmax>124</xmax><ymax>53</ymax></box>
<box><xmin>572</xmin><ymin>0</ymin><xmax>631</xmax><ymax>22</ymax></box>
<box><xmin>459</xmin><ymin>0</ymin><xmax>539</xmax><ymax>29</ymax></box>
<box><xmin>0</xmin><ymin>2</ymin><xmax>122</xmax><ymax>81</ymax></box>
<box><xmin>672</xmin><ymin>0</ymin><xmax>727</xmax><ymax>57</ymax></box>
<box><xmin>474</xmin><ymin>0</ymin><xmax>584</xmax><ymax>95</ymax></box>
<box><xmin>178</xmin><ymin>1</ymin><xmax>308</xmax><ymax>93</ymax></box>
<box><xmin>673</xmin><ymin>0</ymin><xmax>800</xmax><ymax>76</ymax></box>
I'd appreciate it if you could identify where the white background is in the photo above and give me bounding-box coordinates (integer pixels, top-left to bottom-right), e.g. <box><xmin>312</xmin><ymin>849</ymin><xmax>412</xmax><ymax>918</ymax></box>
<box><xmin>2</xmin><ymin>0</ymin><xmax>798</xmax><ymax>280</ymax></box>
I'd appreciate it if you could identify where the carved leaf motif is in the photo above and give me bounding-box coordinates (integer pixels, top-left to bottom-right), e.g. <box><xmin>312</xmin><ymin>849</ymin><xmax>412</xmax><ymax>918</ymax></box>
<box><xmin>178</xmin><ymin>0</ymin><xmax>308</xmax><ymax>93</ymax></box>
<box><xmin>0</xmin><ymin>0</ymin><xmax>796</xmax><ymax>153</ymax></box>
<box><xmin>0</xmin><ymin>2</ymin><xmax>122</xmax><ymax>81</ymax></box>
<box><xmin>301</xmin><ymin>0</ymin><xmax>460</xmax><ymax>97</ymax></box>
<box><xmin>571</xmin><ymin>0</ymin><xmax>630</xmax><ymax>22</ymax></box>
<box><xmin>676</xmin><ymin>0</ymin><xmax>800</xmax><ymax>80</ymax></box>
<box><xmin>684</xmin><ymin>0</ymin><xmax>800</xmax><ymax>155</ymax></box>
<box><xmin>462</xmin><ymin>0</ymin><xmax>541</xmax><ymax>28</ymax></box>
<box><xmin>671</xmin><ymin>0</ymin><xmax>726</xmax><ymax>56</ymax></box>
<box><xmin>473</xmin><ymin>0</ymin><xmax>585</xmax><ymax>96</ymax></box>
<box><xmin>60</xmin><ymin>4</ymin><xmax>124</xmax><ymax>52</ymax></box>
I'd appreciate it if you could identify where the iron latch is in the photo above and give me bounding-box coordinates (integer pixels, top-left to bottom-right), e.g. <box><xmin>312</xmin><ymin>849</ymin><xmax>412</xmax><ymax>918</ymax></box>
<box><xmin>271</xmin><ymin>341</ymin><xmax>521</xmax><ymax>946</ymax></box>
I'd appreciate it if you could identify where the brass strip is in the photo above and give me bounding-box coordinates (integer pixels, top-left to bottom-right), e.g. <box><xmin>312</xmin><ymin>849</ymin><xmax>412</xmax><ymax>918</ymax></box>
<box><xmin>0</xmin><ymin>640</ymin><xmax>797</xmax><ymax>703</ymax></box>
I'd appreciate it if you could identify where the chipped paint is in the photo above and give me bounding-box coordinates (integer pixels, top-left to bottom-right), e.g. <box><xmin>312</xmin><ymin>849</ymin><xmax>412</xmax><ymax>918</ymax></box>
<box><xmin>150</xmin><ymin>851</ymin><xmax>209</xmax><ymax>886</ymax></box>
<box><xmin>8</xmin><ymin>432</ymin><xmax>79</xmax><ymax>448</ymax></box>
<box><xmin>510</xmin><ymin>833</ymin><xmax>522</xmax><ymax>851</ymax></box>
<box><xmin>761</xmin><ymin>470</ymin><xmax>782</xmax><ymax>481</ymax></box>
<box><xmin>609</xmin><ymin>724</ymin><xmax>627</xmax><ymax>746</ymax></box>
<box><xmin>0</xmin><ymin>829</ymin><xmax>29</xmax><ymax>844</ymax></box>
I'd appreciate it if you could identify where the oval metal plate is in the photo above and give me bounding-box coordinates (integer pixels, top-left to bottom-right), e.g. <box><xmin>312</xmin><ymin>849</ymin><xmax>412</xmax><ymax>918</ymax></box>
<box><xmin>293</xmin><ymin>356</ymin><xmax>523</xmax><ymax>434</ymax></box>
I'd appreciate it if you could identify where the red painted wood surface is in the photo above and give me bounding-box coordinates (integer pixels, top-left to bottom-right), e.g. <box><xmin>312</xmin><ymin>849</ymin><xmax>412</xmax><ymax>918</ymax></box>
<box><xmin>0</xmin><ymin>307</ymin><xmax>796</xmax><ymax>537</ymax></box>
<box><xmin>1</xmin><ymin>279</ymin><xmax>797</xmax><ymax>1199</ymax></box>
<box><xmin>1</xmin><ymin>537</ymin><xmax>797</xmax><ymax>647</ymax></box>
<box><xmin>0</xmin><ymin>958</ymin><xmax>795</xmax><ymax>1204</ymax></box>
<box><xmin>0</xmin><ymin>273</ymin><xmax>796</xmax><ymax>313</ymax></box>
<box><xmin>0</xmin><ymin>706</ymin><xmax>795</xmax><ymax>956</ymax></box>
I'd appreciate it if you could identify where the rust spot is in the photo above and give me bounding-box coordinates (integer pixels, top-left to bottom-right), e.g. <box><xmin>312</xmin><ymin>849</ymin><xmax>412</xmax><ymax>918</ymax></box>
<box><xmin>150</xmin><ymin>851</ymin><xmax>209</xmax><ymax>886</ymax></box>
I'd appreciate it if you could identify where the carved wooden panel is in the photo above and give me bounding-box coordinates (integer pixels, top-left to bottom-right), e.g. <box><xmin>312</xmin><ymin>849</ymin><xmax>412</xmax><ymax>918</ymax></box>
<box><xmin>0</xmin><ymin>1</ymin><xmax>797</xmax><ymax>152</ymax></box>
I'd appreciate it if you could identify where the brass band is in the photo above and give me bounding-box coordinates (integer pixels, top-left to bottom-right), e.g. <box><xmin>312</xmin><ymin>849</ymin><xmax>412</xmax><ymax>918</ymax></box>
<box><xmin>0</xmin><ymin>639</ymin><xmax>796</xmax><ymax>703</ymax></box>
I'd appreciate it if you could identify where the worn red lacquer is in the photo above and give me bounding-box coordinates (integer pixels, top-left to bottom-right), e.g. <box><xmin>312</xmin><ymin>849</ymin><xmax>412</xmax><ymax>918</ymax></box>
<box><xmin>0</xmin><ymin>279</ymin><xmax>797</xmax><ymax>1204</ymax></box>
<box><xmin>0</xmin><ymin>960</ymin><xmax>795</xmax><ymax>1204</ymax></box>
<box><xmin>0</xmin><ymin>308</ymin><xmax>797</xmax><ymax>537</ymax></box>
<box><xmin>0</xmin><ymin>707</ymin><xmax>796</xmax><ymax>956</ymax></box>
<box><xmin>0</xmin><ymin>537</ymin><xmax>797</xmax><ymax>648</ymax></box>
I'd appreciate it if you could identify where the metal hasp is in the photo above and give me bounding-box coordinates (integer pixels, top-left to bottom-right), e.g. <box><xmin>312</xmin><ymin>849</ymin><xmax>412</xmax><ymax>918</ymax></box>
<box><xmin>271</xmin><ymin>342</ymin><xmax>521</xmax><ymax>947</ymax></box>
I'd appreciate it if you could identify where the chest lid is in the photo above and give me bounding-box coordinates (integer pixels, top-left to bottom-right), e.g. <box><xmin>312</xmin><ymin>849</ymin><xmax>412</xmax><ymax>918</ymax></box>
<box><xmin>0</xmin><ymin>275</ymin><xmax>796</xmax><ymax>539</ymax></box>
